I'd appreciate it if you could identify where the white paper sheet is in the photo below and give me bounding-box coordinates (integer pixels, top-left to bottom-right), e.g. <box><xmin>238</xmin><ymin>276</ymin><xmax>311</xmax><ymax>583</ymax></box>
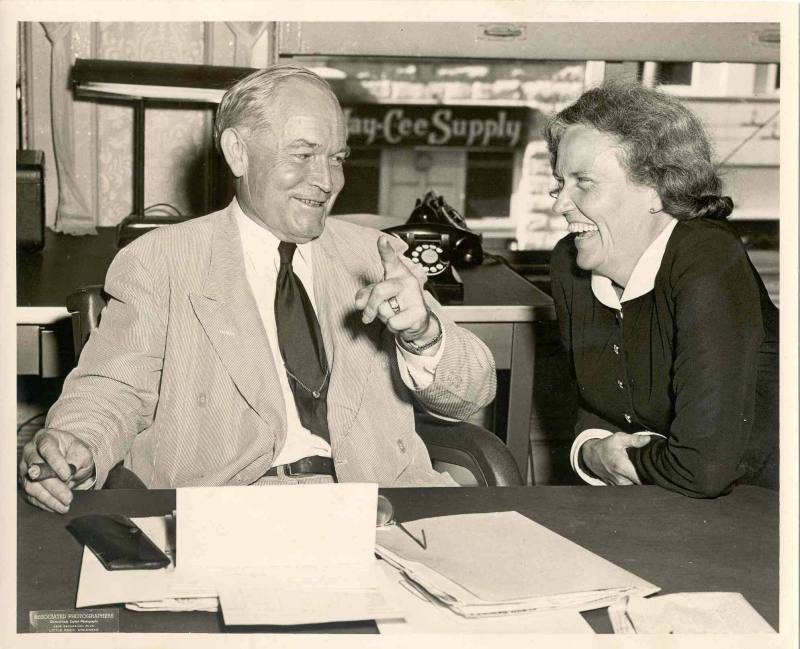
<box><xmin>177</xmin><ymin>483</ymin><xmax>396</xmax><ymax>625</ymax></box>
<box><xmin>210</xmin><ymin>560</ymin><xmax>394</xmax><ymax>623</ymax></box>
<box><xmin>609</xmin><ymin>592</ymin><xmax>776</xmax><ymax>633</ymax></box>
<box><xmin>375</xmin><ymin>560</ymin><xmax>595</xmax><ymax>634</ymax></box>
<box><xmin>219</xmin><ymin>576</ymin><xmax>398</xmax><ymax>626</ymax></box>
<box><xmin>176</xmin><ymin>484</ymin><xmax>379</xmax><ymax>571</ymax></box>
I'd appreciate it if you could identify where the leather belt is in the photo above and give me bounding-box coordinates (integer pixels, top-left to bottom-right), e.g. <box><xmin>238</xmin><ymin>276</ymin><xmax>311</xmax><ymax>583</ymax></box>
<box><xmin>264</xmin><ymin>456</ymin><xmax>334</xmax><ymax>477</ymax></box>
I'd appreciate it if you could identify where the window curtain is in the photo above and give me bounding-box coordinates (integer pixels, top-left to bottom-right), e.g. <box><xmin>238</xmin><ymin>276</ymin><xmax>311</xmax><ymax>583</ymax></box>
<box><xmin>41</xmin><ymin>22</ymin><xmax>95</xmax><ymax>235</ymax></box>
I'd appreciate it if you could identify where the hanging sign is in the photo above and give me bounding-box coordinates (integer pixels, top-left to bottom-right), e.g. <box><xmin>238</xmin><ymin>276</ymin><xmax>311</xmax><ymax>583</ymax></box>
<box><xmin>342</xmin><ymin>104</ymin><xmax>530</xmax><ymax>149</ymax></box>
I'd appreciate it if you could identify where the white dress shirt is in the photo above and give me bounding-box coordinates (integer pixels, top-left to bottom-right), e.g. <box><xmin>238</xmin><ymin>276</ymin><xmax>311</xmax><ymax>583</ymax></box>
<box><xmin>570</xmin><ymin>218</ymin><xmax>677</xmax><ymax>484</ymax></box>
<box><xmin>234</xmin><ymin>200</ymin><xmax>445</xmax><ymax>467</ymax></box>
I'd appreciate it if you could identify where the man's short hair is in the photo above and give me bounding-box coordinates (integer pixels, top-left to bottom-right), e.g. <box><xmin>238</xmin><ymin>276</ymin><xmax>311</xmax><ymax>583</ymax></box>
<box><xmin>213</xmin><ymin>63</ymin><xmax>337</xmax><ymax>151</ymax></box>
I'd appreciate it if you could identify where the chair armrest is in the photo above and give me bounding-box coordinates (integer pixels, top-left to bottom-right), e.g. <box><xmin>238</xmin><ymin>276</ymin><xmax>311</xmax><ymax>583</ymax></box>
<box><xmin>65</xmin><ymin>284</ymin><xmax>106</xmax><ymax>360</ymax></box>
<box><xmin>415</xmin><ymin>413</ymin><xmax>523</xmax><ymax>487</ymax></box>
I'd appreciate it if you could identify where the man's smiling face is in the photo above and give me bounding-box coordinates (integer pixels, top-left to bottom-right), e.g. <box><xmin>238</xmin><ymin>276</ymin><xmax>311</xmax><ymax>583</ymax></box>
<box><xmin>236</xmin><ymin>78</ymin><xmax>349</xmax><ymax>243</ymax></box>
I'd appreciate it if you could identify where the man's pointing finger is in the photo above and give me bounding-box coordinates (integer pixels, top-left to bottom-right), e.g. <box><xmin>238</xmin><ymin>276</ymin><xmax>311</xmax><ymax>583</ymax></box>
<box><xmin>378</xmin><ymin>236</ymin><xmax>402</xmax><ymax>277</ymax></box>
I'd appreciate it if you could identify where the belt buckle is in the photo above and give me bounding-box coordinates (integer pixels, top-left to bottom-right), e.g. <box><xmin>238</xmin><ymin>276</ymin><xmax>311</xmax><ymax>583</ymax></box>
<box><xmin>285</xmin><ymin>458</ymin><xmax>309</xmax><ymax>477</ymax></box>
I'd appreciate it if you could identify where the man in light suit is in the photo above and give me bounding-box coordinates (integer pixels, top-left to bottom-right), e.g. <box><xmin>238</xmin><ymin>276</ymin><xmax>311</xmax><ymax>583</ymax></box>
<box><xmin>20</xmin><ymin>63</ymin><xmax>496</xmax><ymax>513</ymax></box>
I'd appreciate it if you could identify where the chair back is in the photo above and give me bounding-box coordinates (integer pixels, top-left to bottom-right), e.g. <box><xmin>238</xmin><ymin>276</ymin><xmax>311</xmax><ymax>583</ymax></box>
<box><xmin>414</xmin><ymin>413</ymin><xmax>523</xmax><ymax>487</ymax></box>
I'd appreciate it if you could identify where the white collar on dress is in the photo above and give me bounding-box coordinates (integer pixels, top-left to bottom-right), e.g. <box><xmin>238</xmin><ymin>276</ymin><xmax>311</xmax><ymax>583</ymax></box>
<box><xmin>591</xmin><ymin>218</ymin><xmax>678</xmax><ymax>310</ymax></box>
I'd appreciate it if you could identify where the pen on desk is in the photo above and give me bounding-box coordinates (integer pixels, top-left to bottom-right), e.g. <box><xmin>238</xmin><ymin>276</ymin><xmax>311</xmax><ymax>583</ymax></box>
<box><xmin>397</xmin><ymin>521</ymin><xmax>427</xmax><ymax>550</ymax></box>
<box><xmin>376</xmin><ymin>495</ymin><xmax>427</xmax><ymax>550</ymax></box>
<box><xmin>27</xmin><ymin>463</ymin><xmax>76</xmax><ymax>482</ymax></box>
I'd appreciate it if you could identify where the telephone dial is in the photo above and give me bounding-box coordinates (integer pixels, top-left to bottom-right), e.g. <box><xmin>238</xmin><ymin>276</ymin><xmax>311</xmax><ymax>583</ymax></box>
<box><xmin>384</xmin><ymin>190</ymin><xmax>483</xmax><ymax>304</ymax></box>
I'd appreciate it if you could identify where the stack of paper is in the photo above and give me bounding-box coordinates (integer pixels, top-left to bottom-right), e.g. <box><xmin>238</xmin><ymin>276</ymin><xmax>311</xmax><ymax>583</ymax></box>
<box><xmin>375</xmin><ymin>559</ymin><xmax>595</xmax><ymax>634</ymax></box>
<box><xmin>177</xmin><ymin>484</ymin><xmax>398</xmax><ymax>625</ymax></box>
<box><xmin>75</xmin><ymin>484</ymin><xmax>398</xmax><ymax>625</ymax></box>
<box><xmin>375</xmin><ymin>511</ymin><xmax>659</xmax><ymax>618</ymax></box>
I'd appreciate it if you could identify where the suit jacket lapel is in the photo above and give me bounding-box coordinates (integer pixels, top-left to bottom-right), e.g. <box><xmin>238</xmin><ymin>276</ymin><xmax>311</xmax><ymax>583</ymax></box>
<box><xmin>312</xmin><ymin>231</ymin><xmax>382</xmax><ymax>438</ymax></box>
<box><xmin>189</xmin><ymin>204</ymin><xmax>286</xmax><ymax>432</ymax></box>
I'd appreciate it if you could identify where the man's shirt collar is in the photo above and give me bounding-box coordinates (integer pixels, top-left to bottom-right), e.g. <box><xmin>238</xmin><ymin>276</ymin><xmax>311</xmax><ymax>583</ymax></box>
<box><xmin>232</xmin><ymin>197</ymin><xmax>313</xmax><ymax>273</ymax></box>
<box><xmin>591</xmin><ymin>218</ymin><xmax>678</xmax><ymax>310</ymax></box>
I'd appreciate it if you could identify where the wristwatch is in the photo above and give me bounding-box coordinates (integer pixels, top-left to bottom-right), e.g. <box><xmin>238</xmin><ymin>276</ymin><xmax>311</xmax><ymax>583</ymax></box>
<box><xmin>400</xmin><ymin>311</ymin><xmax>443</xmax><ymax>354</ymax></box>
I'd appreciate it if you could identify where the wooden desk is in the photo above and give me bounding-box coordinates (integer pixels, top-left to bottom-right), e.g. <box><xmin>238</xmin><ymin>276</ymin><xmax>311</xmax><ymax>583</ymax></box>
<box><xmin>16</xmin><ymin>485</ymin><xmax>778</xmax><ymax>634</ymax></box>
<box><xmin>17</xmin><ymin>229</ymin><xmax>554</xmax><ymax>480</ymax></box>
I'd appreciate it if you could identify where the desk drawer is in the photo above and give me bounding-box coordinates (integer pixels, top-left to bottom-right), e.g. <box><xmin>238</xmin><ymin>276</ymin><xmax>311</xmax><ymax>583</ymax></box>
<box><xmin>16</xmin><ymin>323</ymin><xmax>72</xmax><ymax>378</ymax></box>
<box><xmin>459</xmin><ymin>322</ymin><xmax>512</xmax><ymax>369</ymax></box>
<box><xmin>17</xmin><ymin>325</ymin><xmax>40</xmax><ymax>375</ymax></box>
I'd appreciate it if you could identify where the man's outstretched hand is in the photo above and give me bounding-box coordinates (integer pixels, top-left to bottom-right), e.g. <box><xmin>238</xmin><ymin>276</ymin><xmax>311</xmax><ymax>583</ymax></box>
<box><xmin>354</xmin><ymin>236</ymin><xmax>440</xmax><ymax>348</ymax></box>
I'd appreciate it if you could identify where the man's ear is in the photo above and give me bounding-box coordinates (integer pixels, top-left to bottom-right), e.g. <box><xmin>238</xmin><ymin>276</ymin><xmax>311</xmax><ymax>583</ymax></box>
<box><xmin>220</xmin><ymin>128</ymin><xmax>247</xmax><ymax>178</ymax></box>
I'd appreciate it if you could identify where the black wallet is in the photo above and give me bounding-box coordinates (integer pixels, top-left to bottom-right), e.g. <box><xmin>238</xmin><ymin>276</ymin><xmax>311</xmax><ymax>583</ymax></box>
<box><xmin>67</xmin><ymin>514</ymin><xmax>171</xmax><ymax>570</ymax></box>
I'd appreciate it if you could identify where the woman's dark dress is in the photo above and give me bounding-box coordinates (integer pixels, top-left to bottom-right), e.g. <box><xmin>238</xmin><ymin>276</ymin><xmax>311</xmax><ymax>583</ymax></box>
<box><xmin>551</xmin><ymin>218</ymin><xmax>779</xmax><ymax>497</ymax></box>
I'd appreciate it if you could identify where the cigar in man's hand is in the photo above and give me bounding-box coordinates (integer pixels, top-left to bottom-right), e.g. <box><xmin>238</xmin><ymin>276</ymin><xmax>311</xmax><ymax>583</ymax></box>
<box><xmin>27</xmin><ymin>463</ymin><xmax>77</xmax><ymax>482</ymax></box>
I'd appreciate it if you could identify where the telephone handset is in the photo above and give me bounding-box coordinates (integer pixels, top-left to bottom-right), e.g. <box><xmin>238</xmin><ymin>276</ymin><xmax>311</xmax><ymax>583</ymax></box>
<box><xmin>384</xmin><ymin>190</ymin><xmax>483</xmax><ymax>304</ymax></box>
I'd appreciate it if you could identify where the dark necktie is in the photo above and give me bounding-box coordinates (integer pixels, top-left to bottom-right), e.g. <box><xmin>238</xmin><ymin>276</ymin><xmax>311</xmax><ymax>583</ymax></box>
<box><xmin>274</xmin><ymin>241</ymin><xmax>331</xmax><ymax>442</ymax></box>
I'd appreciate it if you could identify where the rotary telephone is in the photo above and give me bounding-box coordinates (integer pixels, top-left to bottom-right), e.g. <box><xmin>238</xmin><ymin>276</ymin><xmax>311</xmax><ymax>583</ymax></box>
<box><xmin>384</xmin><ymin>190</ymin><xmax>483</xmax><ymax>304</ymax></box>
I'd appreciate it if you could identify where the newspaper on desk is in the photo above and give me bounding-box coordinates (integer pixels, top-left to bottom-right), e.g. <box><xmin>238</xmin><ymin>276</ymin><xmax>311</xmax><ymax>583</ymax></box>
<box><xmin>74</xmin><ymin>483</ymin><xmax>398</xmax><ymax>625</ymax></box>
<box><xmin>375</xmin><ymin>510</ymin><xmax>659</xmax><ymax>618</ymax></box>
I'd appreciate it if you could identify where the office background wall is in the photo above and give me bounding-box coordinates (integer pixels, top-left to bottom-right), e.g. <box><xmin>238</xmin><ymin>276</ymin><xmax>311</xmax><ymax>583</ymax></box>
<box><xmin>20</xmin><ymin>22</ymin><xmax>275</xmax><ymax>231</ymax></box>
<box><xmin>19</xmin><ymin>21</ymin><xmax>780</xmax><ymax>249</ymax></box>
<box><xmin>20</xmin><ymin>21</ymin><xmax>587</xmax><ymax>238</ymax></box>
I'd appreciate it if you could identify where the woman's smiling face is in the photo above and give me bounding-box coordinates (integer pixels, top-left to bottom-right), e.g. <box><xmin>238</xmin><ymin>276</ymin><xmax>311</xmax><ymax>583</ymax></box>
<box><xmin>551</xmin><ymin>125</ymin><xmax>665</xmax><ymax>286</ymax></box>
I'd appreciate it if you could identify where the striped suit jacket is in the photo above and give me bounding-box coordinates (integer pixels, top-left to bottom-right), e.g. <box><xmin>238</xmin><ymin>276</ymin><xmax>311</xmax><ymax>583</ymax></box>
<box><xmin>47</xmin><ymin>202</ymin><xmax>496</xmax><ymax>488</ymax></box>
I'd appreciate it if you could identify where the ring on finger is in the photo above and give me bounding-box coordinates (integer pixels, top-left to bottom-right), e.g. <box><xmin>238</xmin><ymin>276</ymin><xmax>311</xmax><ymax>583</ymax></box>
<box><xmin>388</xmin><ymin>296</ymin><xmax>401</xmax><ymax>314</ymax></box>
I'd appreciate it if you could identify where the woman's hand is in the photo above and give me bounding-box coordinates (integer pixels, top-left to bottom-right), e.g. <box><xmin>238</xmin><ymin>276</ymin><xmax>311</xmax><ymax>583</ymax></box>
<box><xmin>581</xmin><ymin>433</ymin><xmax>652</xmax><ymax>485</ymax></box>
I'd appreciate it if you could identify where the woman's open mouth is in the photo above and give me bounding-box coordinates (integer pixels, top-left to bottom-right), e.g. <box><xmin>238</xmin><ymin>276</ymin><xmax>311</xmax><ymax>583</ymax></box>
<box><xmin>568</xmin><ymin>222</ymin><xmax>599</xmax><ymax>240</ymax></box>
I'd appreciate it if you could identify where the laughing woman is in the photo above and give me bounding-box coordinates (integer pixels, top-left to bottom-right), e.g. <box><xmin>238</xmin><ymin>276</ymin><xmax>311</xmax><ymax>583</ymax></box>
<box><xmin>546</xmin><ymin>81</ymin><xmax>779</xmax><ymax>498</ymax></box>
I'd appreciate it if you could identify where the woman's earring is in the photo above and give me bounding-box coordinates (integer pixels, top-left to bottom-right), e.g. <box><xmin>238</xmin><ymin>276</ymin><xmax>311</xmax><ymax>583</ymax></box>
<box><xmin>648</xmin><ymin>207</ymin><xmax>663</xmax><ymax>214</ymax></box>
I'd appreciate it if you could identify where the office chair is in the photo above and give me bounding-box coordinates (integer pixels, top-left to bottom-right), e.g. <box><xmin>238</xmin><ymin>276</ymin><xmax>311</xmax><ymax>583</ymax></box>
<box><xmin>66</xmin><ymin>285</ymin><xmax>522</xmax><ymax>487</ymax></box>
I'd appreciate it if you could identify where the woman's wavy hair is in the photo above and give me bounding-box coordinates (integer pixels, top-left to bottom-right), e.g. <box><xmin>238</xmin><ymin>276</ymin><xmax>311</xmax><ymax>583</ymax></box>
<box><xmin>544</xmin><ymin>80</ymin><xmax>733</xmax><ymax>220</ymax></box>
<box><xmin>214</xmin><ymin>63</ymin><xmax>337</xmax><ymax>153</ymax></box>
